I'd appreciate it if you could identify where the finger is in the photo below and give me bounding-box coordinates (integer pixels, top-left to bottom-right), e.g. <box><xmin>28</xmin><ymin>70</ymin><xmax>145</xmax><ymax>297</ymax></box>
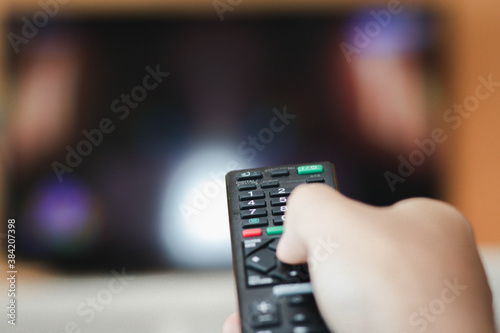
<box><xmin>222</xmin><ymin>312</ymin><xmax>241</xmax><ymax>333</ymax></box>
<box><xmin>277</xmin><ymin>183</ymin><xmax>344</xmax><ymax>264</ymax></box>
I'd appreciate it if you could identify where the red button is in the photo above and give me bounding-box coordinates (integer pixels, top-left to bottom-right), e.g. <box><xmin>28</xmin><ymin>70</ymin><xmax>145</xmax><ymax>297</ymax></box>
<box><xmin>243</xmin><ymin>228</ymin><xmax>262</xmax><ymax>238</ymax></box>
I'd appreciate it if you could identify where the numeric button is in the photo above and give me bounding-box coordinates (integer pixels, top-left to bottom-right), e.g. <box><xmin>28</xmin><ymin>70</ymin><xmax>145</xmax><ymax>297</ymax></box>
<box><xmin>239</xmin><ymin>190</ymin><xmax>265</xmax><ymax>201</ymax></box>
<box><xmin>271</xmin><ymin>197</ymin><xmax>287</xmax><ymax>206</ymax></box>
<box><xmin>273</xmin><ymin>216</ymin><xmax>285</xmax><ymax>225</ymax></box>
<box><xmin>240</xmin><ymin>200</ymin><xmax>266</xmax><ymax>210</ymax></box>
<box><xmin>272</xmin><ymin>206</ymin><xmax>287</xmax><ymax>216</ymax></box>
<box><xmin>269</xmin><ymin>188</ymin><xmax>293</xmax><ymax>197</ymax></box>
<box><xmin>241</xmin><ymin>208</ymin><xmax>267</xmax><ymax>219</ymax></box>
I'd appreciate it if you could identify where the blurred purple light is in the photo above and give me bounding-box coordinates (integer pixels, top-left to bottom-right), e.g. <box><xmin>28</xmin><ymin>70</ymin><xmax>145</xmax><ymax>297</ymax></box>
<box><xmin>26</xmin><ymin>176</ymin><xmax>99</xmax><ymax>254</ymax></box>
<box><xmin>34</xmin><ymin>182</ymin><xmax>90</xmax><ymax>236</ymax></box>
<box><xmin>344</xmin><ymin>8</ymin><xmax>433</xmax><ymax>56</ymax></box>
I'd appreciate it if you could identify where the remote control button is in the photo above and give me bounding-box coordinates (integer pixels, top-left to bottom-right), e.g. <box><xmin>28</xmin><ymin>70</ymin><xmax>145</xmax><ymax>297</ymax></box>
<box><xmin>269</xmin><ymin>188</ymin><xmax>293</xmax><ymax>197</ymax></box>
<box><xmin>241</xmin><ymin>208</ymin><xmax>268</xmax><ymax>219</ymax></box>
<box><xmin>249</xmin><ymin>300</ymin><xmax>280</xmax><ymax>328</ymax></box>
<box><xmin>270</xmin><ymin>169</ymin><xmax>290</xmax><ymax>177</ymax></box>
<box><xmin>243</xmin><ymin>238</ymin><xmax>273</xmax><ymax>256</ymax></box>
<box><xmin>243</xmin><ymin>228</ymin><xmax>262</xmax><ymax>238</ymax></box>
<box><xmin>270</xmin><ymin>197</ymin><xmax>287</xmax><ymax>206</ymax></box>
<box><xmin>246</xmin><ymin>248</ymin><xmax>277</xmax><ymax>273</ymax></box>
<box><xmin>292</xmin><ymin>326</ymin><xmax>319</xmax><ymax>333</ymax></box>
<box><xmin>268</xmin><ymin>238</ymin><xmax>279</xmax><ymax>251</ymax></box>
<box><xmin>238</xmin><ymin>183</ymin><xmax>257</xmax><ymax>191</ymax></box>
<box><xmin>247</xmin><ymin>271</ymin><xmax>276</xmax><ymax>287</ymax></box>
<box><xmin>287</xmin><ymin>295</ymin><xmax>311</xmax><ymax>307</ymax></box>
<box><xmin>240</xmin><ymin>200</ymin><xmax>266</xmax><ymax>210</ymax></box>
<box><xmin>237</xmin><ymin>171</ymin><xmax>263</xmax><ymax>181</ymax></box>
<box><xmin>306</xmin><ymin>177</ymin><xmax>325</xmax><ymax>184</ymax></box>
<box><xmin>267</xmin><ymin>226</ymin><xmax>283</xmax><ymax>236</ymax></box>
<box><xmin>297</xmin><ymin>165</ymin><xmax>323</xmax><ymax>175</ymax></box>
<box><xmin>269</xmin><ymin>270</ymin><xmax>292</xmax><ymax>282</ymax></box>
<box><xmin>270</xmin><ymin>262</ymin><xmax>307</xmax><ymax>283</ymax></box>
<box><xmin>239</xmin><ymin>190</ymin><xmax>265</xmax><ymax>201</ymax></box>
<box><xmin>261</xmin><ymin>180</ymin><xmax>279</xmax><ymax>188</ymax></box>
<box><xmin>272</xmin><ymin>206</ymin><xmax>287</xmax><ymax>216</ymax></box>
<box><xmin>273</xmin><ymin>216</ymin><xmax>285</xmax><ymax>225</ymax></box>
<box><xmin>292</xmin><ymin>313</ymin><xmax>310</xmax><ymax>325</ymax></box>
<box><xmin>272</xmin><ymin>282</ymin><xmax>313</xmax><ymax>298</ymax></box>
<box><xmin>243</xmin><ymin>218</ymin><xmax>269</xmax><ymax>229</ymax></box>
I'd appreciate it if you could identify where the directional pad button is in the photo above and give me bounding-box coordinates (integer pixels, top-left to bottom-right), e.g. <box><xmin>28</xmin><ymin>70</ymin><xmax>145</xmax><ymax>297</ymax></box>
<box><xmin>245</xmin><ymin>248</ymin><xmax>277</xmax><ymax>274</ymax></box>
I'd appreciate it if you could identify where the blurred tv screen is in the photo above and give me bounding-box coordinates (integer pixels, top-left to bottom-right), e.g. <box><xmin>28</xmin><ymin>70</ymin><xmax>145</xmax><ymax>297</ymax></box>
<box><xmin>5</xmin><ymin>11</ymin><xmax>440</xmax><ymax>270</ymax></box>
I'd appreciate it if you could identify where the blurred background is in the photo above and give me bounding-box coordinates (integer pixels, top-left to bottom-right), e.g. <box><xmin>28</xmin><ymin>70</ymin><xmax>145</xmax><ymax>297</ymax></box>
<box><xmin>0</xmin><ymin>0</ymin><xmax>499</xmax><ymax>332</ymax></box>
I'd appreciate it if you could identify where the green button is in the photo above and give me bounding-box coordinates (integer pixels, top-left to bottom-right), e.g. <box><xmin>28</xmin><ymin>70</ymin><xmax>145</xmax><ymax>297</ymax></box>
<box><xmin>267</xmin><ymin>226</ymin><xmax>283</xmax><ymax>235</ymax></box>
<box><xmin>248</xmin><ymin>218</ymin><xmax>261</xmax><ymax>224</ymax></box>
<box><xmin>297</xmin><ymin>165</ymin><xmax>323</xmax><ymax>175</ymax></box>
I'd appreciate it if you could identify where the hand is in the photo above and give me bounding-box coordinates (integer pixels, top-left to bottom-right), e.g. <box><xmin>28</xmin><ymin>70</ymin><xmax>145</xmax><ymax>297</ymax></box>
<box><xmin>223</xmin><ymin>184</ymin><xmax>496</xmax><ymax>333</ymax></box>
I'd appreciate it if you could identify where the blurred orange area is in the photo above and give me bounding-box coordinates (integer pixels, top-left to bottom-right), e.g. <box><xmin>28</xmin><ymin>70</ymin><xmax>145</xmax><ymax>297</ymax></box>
<box><xmin>439</xmin><ymin>0</ymin><xmax>500</xmax><ymax>244</ymax></box>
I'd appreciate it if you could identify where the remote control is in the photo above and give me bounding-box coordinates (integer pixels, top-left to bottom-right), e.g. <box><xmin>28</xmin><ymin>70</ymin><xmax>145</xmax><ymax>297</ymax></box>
<box><xmin>226</xmin><ymin>162</ymin><xmax>338</xmax><ymax>333</ymax></box>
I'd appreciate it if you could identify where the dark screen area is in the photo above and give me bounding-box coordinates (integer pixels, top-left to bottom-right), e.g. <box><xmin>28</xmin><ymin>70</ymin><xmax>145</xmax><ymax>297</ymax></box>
<box><xmin>6</xmin><ymin>14</ymin><xmax>439</xmax><ymax>270</ymax></box>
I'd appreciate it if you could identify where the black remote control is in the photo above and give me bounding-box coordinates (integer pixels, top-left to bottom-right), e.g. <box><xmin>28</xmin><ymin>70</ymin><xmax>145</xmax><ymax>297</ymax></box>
<box><xmin>226</xmin><ymin>162</ymin><xmax>338</xmax><ymax>333</ymax></box>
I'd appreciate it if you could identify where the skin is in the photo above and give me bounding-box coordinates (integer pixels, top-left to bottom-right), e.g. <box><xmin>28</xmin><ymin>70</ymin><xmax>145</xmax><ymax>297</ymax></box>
<box><xmin>223</xmin><ymin>184</ymin><xmax>496</xmax><ymax>333</ymax></box>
